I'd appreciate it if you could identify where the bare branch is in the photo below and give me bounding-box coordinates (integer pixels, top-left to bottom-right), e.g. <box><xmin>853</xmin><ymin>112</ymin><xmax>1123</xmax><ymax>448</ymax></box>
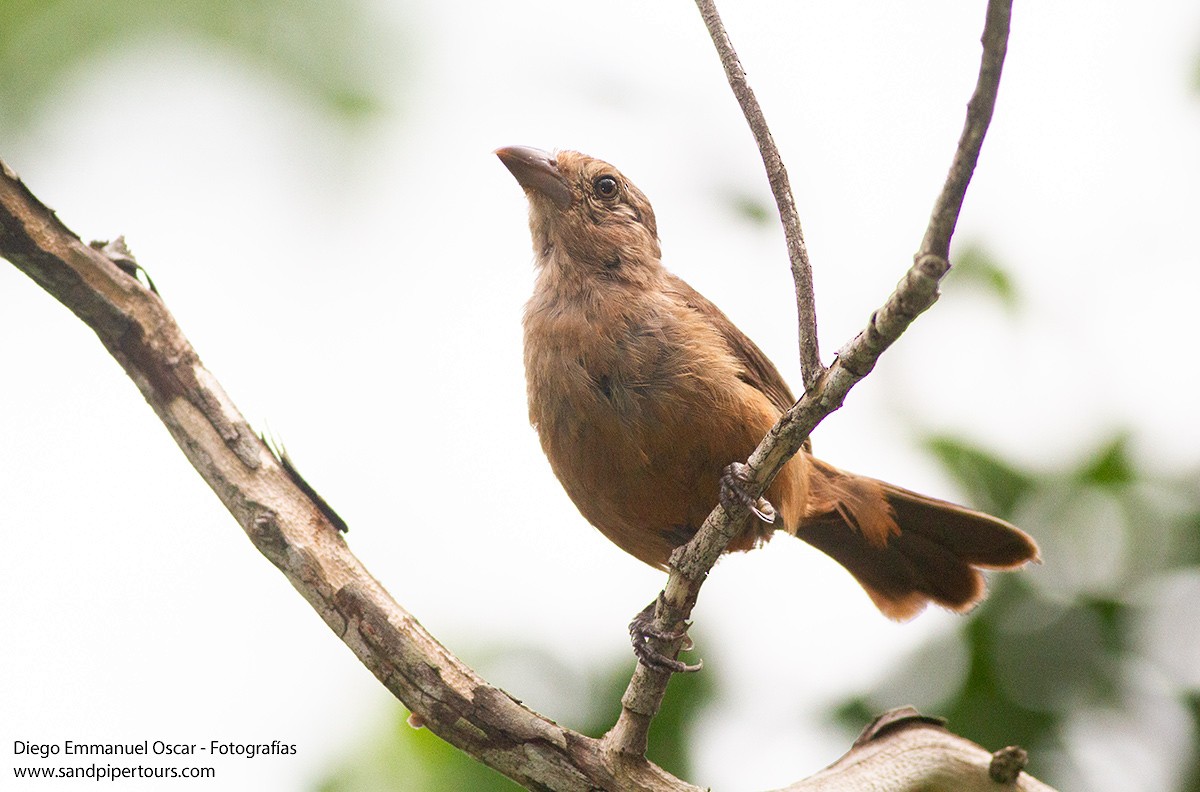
<box><xmin>694</xmin><ymin>0</ymin><xmax>824</xmax><ymax>391</ymax></box>
<box><xmin>771</xmin><ymin>708</ymin><xmax>1058</xmax><ymax>792</ymax></box>
<box><xmin>606</xmin><ymin>0</ymin><xmax>1015</xmax><ymax>755</ymax></box>
<box><xmin>921</xmin><ymin>0</ymin><xmax>1011</xmax><ymax>260</ymax></box>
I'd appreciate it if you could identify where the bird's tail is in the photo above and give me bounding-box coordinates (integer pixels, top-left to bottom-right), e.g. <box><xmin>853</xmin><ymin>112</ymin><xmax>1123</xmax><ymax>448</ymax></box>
<box><xmin>793</xmin><ymin>457</ymin><xmax>1039</xmax><ymax>621</ymax></box>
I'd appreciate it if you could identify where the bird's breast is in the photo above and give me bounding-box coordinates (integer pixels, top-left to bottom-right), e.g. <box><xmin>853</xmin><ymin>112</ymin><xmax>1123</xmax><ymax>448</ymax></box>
<box><xmin>522</xmin><ymin>288</ymin><xmax>782</xmax><ymax>566</ymax></box>
<box><xmin>523</xmin><ymin>296</ymin><xmax>706</xmax><ymax>437</ymax></box>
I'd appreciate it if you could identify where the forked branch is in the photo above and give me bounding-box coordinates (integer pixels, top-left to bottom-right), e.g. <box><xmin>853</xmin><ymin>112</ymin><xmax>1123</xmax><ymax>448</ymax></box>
<box><xmin>605</xmin><ymin>0</ymin><xmax>1015</xmax><ymax>759</ymax></box>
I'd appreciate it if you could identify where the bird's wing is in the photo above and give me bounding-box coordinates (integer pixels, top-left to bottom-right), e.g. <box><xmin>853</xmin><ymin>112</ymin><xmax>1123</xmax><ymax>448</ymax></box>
<box><xmin>665</xmin><ymin>273</ymin><xmax>796</xmax><ymax>414</ymax></box>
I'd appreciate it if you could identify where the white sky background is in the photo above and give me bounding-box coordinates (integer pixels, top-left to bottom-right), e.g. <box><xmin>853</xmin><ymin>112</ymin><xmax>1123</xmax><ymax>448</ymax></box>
<box><xmin>2</xmin><ymin>1</ymin><xmax>1198</xmax><ymax>790</ymax></box>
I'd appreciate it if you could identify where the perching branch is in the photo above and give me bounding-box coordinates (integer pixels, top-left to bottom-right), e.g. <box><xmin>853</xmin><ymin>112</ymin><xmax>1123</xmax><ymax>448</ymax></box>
<box><xmin>605</xmin><ymin>0</ymin><xmax>1015</xmax><ymax>759</ymax></box>
<box><xmin>693</xmin><ymin>0</ymin><xmax>823</xmax><ymax>392</ymax></box>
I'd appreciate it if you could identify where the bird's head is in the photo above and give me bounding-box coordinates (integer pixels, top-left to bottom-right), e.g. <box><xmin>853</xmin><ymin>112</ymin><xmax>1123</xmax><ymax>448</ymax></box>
<box><xmin>496</xmin><ymin>146</ymin><xmax>661</xmax><ymax>282</ymax></box>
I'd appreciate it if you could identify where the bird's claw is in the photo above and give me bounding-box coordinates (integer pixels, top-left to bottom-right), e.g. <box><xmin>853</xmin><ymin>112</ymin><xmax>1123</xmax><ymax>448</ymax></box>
<box><xmin>720</xmin><ymin>462</ymin><xmax>776</xmax><ymax>524</ymax></box>
<box><xmin>628</xmin><ymin>600</ymin><xmax>702</xmax><ymax>674</ymax></box>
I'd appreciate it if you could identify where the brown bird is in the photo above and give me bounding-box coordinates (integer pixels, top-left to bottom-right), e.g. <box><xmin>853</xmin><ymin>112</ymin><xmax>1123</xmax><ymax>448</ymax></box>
<box><xmin>497</xmin><ymin>146</ymin><xmax>1038</xmax><ymax>646</ymax></box>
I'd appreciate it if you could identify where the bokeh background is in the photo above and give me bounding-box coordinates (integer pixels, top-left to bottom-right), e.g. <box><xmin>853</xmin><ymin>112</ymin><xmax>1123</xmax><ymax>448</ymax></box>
<box><xmin>2</xmin><ymin>1</ymin><xmax>1198</xmax><ymax>790</ymax></box>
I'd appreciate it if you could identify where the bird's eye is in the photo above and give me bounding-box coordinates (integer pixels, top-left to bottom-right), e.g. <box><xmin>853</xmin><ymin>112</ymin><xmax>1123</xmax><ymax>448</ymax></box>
<box><xmin>593</xmin><ymin>175</ymin><xmax>619</xmax><ymax>199</ymax></box>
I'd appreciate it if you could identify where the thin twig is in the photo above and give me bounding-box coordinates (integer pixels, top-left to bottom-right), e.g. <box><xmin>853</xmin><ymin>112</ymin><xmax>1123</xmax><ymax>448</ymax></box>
<box><xmin>605</xmin><ymin>0</ymin><xmax>1014</xmax><ymax>758</ymax></box>
<box><xmin>922</xmin><ymin>0</ymin><xmax>1011</xmax><ymax>259</ymax></box>
<box><xmin>694</xmin><ymin>0</ymin><xmax>824</xmax><ymax>392</ymax></box>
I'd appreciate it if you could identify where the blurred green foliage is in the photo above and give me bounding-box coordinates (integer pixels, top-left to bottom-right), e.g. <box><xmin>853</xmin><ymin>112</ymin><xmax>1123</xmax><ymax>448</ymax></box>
<box><xmin>729</xmin><ymin>193</ymin><xmax>773</xmax><ymax>226</ymax></box>
<box><xmin>314</xmin><ymin>650</ymin><xmax>715</xmax><ymax>791</ymax></box>
<box><xmin>948</xmin><ymin>242</ymin><xmax>1020</xmax><ymax>312</ymax></box>
<box><xmin>0</xmin><ymin>0</ymin><xmax>400</xmax><ymax>131</ymax></box>
<box><xmin>835</xmin><ymin>433</ymin><xmax>1200</xmax><ymax>788</ymax></box>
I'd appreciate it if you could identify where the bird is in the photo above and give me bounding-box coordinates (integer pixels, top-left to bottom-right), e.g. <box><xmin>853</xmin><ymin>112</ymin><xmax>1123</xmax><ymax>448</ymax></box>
<box><xmin>496</xmin><ymin>145</ymin><xmax>1038</xmax><ymax>658</ymax></box>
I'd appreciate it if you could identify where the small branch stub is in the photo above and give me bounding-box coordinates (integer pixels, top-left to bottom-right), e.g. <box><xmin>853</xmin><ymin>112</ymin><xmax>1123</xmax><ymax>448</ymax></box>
<box><xmin>990</xmin><ymin>745</ymin><xmax>1029</xmax><ymax>785</ymax></box>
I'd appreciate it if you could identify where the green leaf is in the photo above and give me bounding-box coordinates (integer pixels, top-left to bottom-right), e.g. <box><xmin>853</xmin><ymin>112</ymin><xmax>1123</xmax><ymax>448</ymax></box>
<box><xmin>0</xmin><ymin>0</ymin><xmax>400</xmax><ymax>130</ymax></box>
<box><xmin>831</xmin><ymin>697</ymin><xmax>876</xmax><ymax>734</ymax></box>
<box><xmin>1179</xmin><ymin>692</ymin><xmax>1200</xmax><ymax>792</ymax></box>
<box><xmin>1074</xmin><ymin>434</ymin><xmax>1136</xmax><ymax>488</ymax></box>
<box><xmin>948</xmin><ymin>242</ymin><xmax>1020</xmax><ymax>311</ymax></box>
<box><xmin>729</xmin><ymin>193</ymin><xmax>773</xmax><ymax>226</ymax></box>
<box><xmin>923</xmin><ymin>435</ymin><xmax>1035</xmax><ymax>518</ymax></box>
<box><xmin>1174</xmin><ymin>509</ymin><xmax>1200</xmax><ymax>567</ymax></box>
<box><xmin>315</xmin><ymin>707</ymin><xmax>523</xmax><ymax>792</ymax></box>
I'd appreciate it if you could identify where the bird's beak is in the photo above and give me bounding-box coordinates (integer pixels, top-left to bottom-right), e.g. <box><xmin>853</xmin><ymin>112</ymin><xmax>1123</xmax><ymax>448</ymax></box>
<box><xmin>495</xmin><ymin>146</ymin><xmax>573</xmax><ymax>210</ymax></box>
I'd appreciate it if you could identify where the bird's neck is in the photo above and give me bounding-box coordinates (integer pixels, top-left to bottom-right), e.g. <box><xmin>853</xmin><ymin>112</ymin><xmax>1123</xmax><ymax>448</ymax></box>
<box><xmin>531</xmin><ymin>238</ymin><xmax>664</xmax><ymax>310</ymax></box>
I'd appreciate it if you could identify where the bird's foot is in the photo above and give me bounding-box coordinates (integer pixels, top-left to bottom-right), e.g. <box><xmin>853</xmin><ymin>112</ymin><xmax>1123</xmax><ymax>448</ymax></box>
<box><xmin>720</xmin><ymin>462</ymin><xmax>776</xmax><ymax>524</ymax></box>
<box><xmin>628</xmin><ymin>598</ymin><xmax>702</xmax><ymax>674</ymax></box>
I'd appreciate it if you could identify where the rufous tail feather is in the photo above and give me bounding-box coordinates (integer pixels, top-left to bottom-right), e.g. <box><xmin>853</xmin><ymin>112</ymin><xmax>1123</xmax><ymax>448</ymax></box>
<box><xmin>796</xmin><ymin>458</ymin><xmax>1039</xmax><ymax>620</ymax></box>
